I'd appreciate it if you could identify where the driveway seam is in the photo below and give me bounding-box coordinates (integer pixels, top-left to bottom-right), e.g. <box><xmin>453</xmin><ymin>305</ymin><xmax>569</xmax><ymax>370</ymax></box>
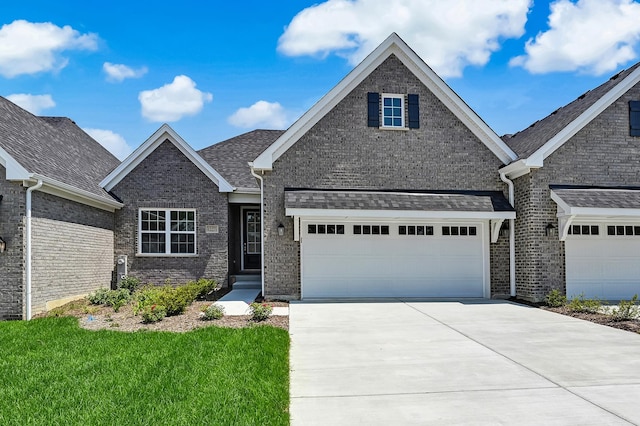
<box><xmin>291</xmin><ymin>385</ymin><xmax>560</xmax><ymax>399</ymax></box>
<box><xmin>403</xmin><ymin>301</ymin><xmax>637</xmax><ymax>426</ymax></box>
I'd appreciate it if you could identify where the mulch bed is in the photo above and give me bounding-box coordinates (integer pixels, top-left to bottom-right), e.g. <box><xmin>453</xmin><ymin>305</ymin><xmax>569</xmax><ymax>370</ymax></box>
<box><xmin>540</xmin><ymin>305</ymin><xmax>640</xmax><ymax>334</ymax></box>
<box><xmin>38</xmin><ymin>298</ymin><xmax>288</xmax><ymax>332</ymax></box>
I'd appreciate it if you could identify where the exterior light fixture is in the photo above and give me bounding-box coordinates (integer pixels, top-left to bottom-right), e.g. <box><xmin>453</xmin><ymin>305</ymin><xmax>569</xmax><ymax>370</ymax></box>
<box><xmin>277</xmin><ymin>223</ymin><xmax>285</xmax><ymax>236</ymax></box>
<box><xmin>499</xmin><ymin>222</ymin><xmax>509</xmax><ymax>238</ymax></box>
<box><xmin>545</xmin><ymin>223</ymin><xmax>556</xmax><ymax>237</ymax></box>
<box><xmin>0</xmin><ymin>237</ymin><xmax>6</xmax><ymax>253</ymax></box>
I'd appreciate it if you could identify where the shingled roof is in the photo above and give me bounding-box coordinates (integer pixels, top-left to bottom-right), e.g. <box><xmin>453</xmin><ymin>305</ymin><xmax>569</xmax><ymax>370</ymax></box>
<box><xmin>198</xmin><ymin>129</ymin><xmax>284</xmax><ymax>190</ymax></box>
<box><xmin>285</xmin><ymin>189</ymin><xmax>514</xmax><ymax>214</ymax></box>
<box><xmin>504</xmin><ymin>62</ymin><xmax>640</xmax><ymax>159</ymax></box>
<box><xmin>0</xmin><ymin>96</ymin><xmax>120</xmax><ymax>203</ymax></box>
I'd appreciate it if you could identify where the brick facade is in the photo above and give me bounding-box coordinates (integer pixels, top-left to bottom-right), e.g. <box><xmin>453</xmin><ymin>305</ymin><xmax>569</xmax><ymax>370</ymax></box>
<box><xmin>30</xmin><ymin>217</ymin><xmax>114</xmax><ymax>313</ymax></box>
<box><xmin>513</xmin><ymin>84</ymin><xmax>640</xmax><ymax>301</ymax></box>
<box><xmin>111</xmin><ymin>140</ymin><xmax>229</xmax><ymax>286</ymax></box>
<box><xmin>0</xmin><ymin>166</ymin><xmax>26</xmax><ymax>320</ymax></box>
<box><xmin>262</xmin><ymin>55</ymin><xmax>511</xmax><ymax>299</ymax></box>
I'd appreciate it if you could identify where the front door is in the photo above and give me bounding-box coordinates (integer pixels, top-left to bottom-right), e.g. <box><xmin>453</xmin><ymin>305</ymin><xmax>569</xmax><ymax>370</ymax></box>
<box><xmin>242</xmin><ymin>209</ymin><xmax>261</xmax><ymax>270</ymax></box>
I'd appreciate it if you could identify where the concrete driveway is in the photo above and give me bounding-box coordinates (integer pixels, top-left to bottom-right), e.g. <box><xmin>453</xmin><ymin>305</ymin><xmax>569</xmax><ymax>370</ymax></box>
<box><xmin>289</xmin><ymin>300</ymin><xmax>640</xmax><ymax>425</ymax></box>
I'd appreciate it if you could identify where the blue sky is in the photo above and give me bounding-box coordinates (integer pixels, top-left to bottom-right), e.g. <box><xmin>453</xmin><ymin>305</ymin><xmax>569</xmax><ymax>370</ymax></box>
<box><xmin>2</xmin><ymin>0</ymin><xmax>640</xmax><ymax>159</ymax></box>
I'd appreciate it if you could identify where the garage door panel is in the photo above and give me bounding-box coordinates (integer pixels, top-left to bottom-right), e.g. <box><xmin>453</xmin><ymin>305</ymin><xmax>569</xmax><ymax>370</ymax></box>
<box><xmin>566</xmin><ymin>228</ymin><xmax>640</xmax><ymax>300</ymax></box>
<box><xmin>301</xmin><ymin>222</ymin><xmax>485</xmax><ymax>299</ymax></box>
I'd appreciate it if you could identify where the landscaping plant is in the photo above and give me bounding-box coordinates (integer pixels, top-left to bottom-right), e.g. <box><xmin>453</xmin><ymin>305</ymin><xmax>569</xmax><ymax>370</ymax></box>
<box><xmin>141</xmin><ymin>304</ymin><xmax>167</xmax><ymax>323</ymax></box>
<box><xmin>545</xmin><ymin>289</ymin><xmax>567</xmax><ymax>308</ymax></box>
<box><xmin>612</xmin><ymin>295</ymin><xmax>639</xmax><ymax>321</ymax></box>
<box><xmin>249</xmin><ymin>302</ymin><xmax>273</xmax><ymax>321</ymax></box>
<box><xmin>118</xmin><ymin>275</ymin><xmax>141</xmax><ymax>292</ymax></box>
<box><xmin>568</xmin><ymin>293</ymin><xmax>602</xmax><ymax>314</ymax></box>
<box><xmin>201</xmin><ymin>303</ymin><xmax>225</xmax><ymax>320</ymax></box>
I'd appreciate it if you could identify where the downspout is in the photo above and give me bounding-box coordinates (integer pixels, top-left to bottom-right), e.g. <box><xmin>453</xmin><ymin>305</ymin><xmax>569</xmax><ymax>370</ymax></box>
<box><xmin>500</xmin><ymin>172</ymin><xmax>516</xmax><ymax>298</ymax></box>
<box><xmin>249</xmin><ymin>164</ymin><xmax>265</xmax><ymax>297</ymax></box>
<box><xmin>25</xmin><ymin>179</ymin><xmax>43</xmax><ymax>320</ymax></box>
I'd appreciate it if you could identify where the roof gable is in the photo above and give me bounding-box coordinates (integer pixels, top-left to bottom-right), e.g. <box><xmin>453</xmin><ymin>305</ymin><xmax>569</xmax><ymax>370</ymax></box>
<box><xmin>252</xmin><ymin>33</ymin><xmax>517</xmax><ymax>170</ymax></box>
<box><xmin>101</xmin><ymin>124</ymin><xmax>234</xmax><ymax>192</ymax></box>
<box><xmin>198</xmin><ymin>129</ymin><xmax>283</xmax><ymax>191</ymax></box>
<box><xmin>501</xmin><ymin>62</ymin><xmax>640</xmax><ymax>177</ymax></box>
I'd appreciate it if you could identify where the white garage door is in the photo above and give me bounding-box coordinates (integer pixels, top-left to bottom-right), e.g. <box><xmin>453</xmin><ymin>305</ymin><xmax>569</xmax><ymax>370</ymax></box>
<box><xmin>566</xmin><ymin>223</ymin><xmax>640</xmax><ymax>300</ymax></box>
<box><xmin>301</xmin><ymin>221</ymin><xmax>487</xmax><ymax>299</ymax></box>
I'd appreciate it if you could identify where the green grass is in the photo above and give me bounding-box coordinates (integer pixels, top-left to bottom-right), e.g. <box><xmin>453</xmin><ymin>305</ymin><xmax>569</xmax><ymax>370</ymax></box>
<box><xmin>0</xmin><ymin>317</ymin><xmax>289</xmax><ymax>426</ymax></box>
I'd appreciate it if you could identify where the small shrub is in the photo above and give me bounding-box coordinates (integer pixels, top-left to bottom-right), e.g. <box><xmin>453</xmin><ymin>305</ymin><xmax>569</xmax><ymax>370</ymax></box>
<box><xmin>612</xmin><ymin>295</ymin><xmax>639</xmax><ymax>321</ymax></box>
<box><xmin>141</xmin><ymin>304</ymin><xmax>166</xmax><ymax>323</ymax></box>
<box><xmin>568</xmin><ymin>293</ymin><xmax>602</xmax><ymax>314</ymax></box>
<box><xmin>87</xmin><ymin>288</ymin><xmax>111</xmax><ymax>305</ymax></box>
<box><xmin>133</xmin><ymin>285</ymin><xmax>164</xmax><ymax>315</ymax></box>
<box><xmin>157</xmin><ymin>286</ymin><xmax>193</xmax><ymax>316</ymax></box>
<box><xmin>249</xmin><ymin>302</ymin><xmax>273</xmax><ymax>322</ymax></box>
<box><xmin>545</xmin><ymin>289</ymin><xmax>567</xmax><ymax>308</ymax></box>
<box><xmin>201</xmin><ymin>303</ymin><xmax>225</xmax><ymax>320</ymax></box>
<box><xmin>105</xmin><ymin>288</ymin><xmax>131</xmax><ymax>312</ymax></box>
<box><xmin>119</xmin><ymin>276</ymin><xmax>141</xmax><ymax>292</ymax></box>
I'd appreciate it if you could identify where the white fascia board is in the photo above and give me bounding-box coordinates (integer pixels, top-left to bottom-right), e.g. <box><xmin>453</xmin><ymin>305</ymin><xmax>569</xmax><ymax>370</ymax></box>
<box><xmin>533</xmin><ymin>66</ymin><xmax>640</xmax><ymax>163</ymax></box>
<box><xmin>0</xmin><ymin>146</ymin><xmax>30</xmax><ymax>179</ymax></box>
<box><xmin>252</xmin><ymin>33</ymin><xmax>517</xmax><ymax>170</ymax></box>
<box><xmin>229</xmin><ymin>192</ymin><xmax>260</xmax><ymax>204</ymax></box>
<box><xmin>286</xmin><ymin>208</ymin><xmax>515</xmax><ymax>220</ymax></box>
<box><xmin>101</xmin><ymin>124</ymin><xmax>234</xmax><ymax>193</ymax></box>
<box><xmin>27</xmin><ymin>175</ymin><xmax>123</xmax><ymax>211</ymax></box>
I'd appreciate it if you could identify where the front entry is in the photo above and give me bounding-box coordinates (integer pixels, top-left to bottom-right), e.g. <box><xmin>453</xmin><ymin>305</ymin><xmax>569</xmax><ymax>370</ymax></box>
<box><xmin>242</xmin><ymin>209</ymin><xmax>261</xmax><ymax>270</ymax></box>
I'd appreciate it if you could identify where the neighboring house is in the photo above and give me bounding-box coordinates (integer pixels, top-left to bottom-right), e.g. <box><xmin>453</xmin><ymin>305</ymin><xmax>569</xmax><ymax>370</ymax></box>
<box><xmin>0</xmin><ymin>97</ymin><xmax>122</xmax><ymax>320</ymax></box>
<box><xmin>3</xmin><ymin>32</ymin><xmax>640</xmax><ymax>320</ymax></box>
<box><xmin>501</xmin><ymin>62</ymin><xmax>640</xmax><ymax>302</ymax></box>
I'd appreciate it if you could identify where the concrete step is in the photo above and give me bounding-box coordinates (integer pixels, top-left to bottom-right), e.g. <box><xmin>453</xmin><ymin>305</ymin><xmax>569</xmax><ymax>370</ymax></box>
<box><xmin>233</xmin><ymin>281</ymin><xmax>261</xmax><ymax>289</ymax></box>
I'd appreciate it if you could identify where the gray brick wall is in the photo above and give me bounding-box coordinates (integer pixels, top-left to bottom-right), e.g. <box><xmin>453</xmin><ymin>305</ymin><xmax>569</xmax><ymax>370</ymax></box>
<box><xmin>0</xmin><ymin>166</ymin><xmax>26</xmax><ymax>320</ymax></box>
<box><xmin>30</xmin><ymin>218</ymin><xmax>113</xmax><ymax>314</ymax></box>
<box><xmin>262</xmin><ymin>55</ymin><xmax>511</xmax><ymax>299</ymax></box>
<box><xmin>514</xmin><ymin>84</ymin><xmax>640</xmax><ymax>302</ymax></box>
<box><xmin>32</xmin><ymin>191</ymin><xmax>114</xmax><ymax>230</ymax></box>
<box><xmin>111</xmin><ymin>140</ymin><xmax>229</xmax><ymax>286</ymax></box>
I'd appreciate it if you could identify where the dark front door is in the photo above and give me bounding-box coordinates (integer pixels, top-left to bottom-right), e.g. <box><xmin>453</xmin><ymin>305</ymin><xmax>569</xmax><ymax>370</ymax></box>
<box><xmin>243</xmin><ymin>209</ymin><xmax>261</xmax><ymax>270</ymax></box>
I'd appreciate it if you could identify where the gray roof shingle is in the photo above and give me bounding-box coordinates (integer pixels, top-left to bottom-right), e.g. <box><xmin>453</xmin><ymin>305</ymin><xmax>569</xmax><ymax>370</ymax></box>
<box><xmin>551</xmin><ymin>186</ymin><xmax>640</xmax><ymax>209</ymax></box>
<box><xmin>504</xmin><ymin>62</ymin><xmax>640</xmax><ymax>159</ymax></box>
<box><xmin>198</xmin><ymin>129</ymin><xmax>284</xmax><ymax>190</ymax></box>
<box><xmin>0</xmin><ymin>96</ymin><xmax>120</xmax><ymax>201</ymax></box>
<box><xmin>285</xmin><ymin>190</ymin><xmax>514</xmax><ymax>213</ymax></box>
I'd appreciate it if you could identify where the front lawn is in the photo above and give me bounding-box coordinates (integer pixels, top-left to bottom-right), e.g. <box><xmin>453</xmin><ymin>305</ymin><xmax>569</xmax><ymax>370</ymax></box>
<box><xmin>0</xmin><ymin>317</ymin><xmax>289</xmax><ymax>425</ymax></box>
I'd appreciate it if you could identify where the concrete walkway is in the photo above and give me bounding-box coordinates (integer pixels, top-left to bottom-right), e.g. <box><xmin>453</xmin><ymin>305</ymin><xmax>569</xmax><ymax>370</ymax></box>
<box><xmin>216</xmin><ymin>289</ymin><xmax>288</xmax><ymax>316</ymax></box>
<box><xmin>290</xmin><ymin>300</ymin><xmax>640</xmax><ymax>425</ymax></box>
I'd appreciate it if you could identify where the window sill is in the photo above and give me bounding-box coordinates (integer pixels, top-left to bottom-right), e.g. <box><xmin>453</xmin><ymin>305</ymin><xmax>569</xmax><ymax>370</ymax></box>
<box><xmin>378</xmin><ymin>126</ymin><xmax>409</xmax><ymax>131</ymax></box>
<box><xmin>136</xmin><ymin>253</ymin><xmax>199</xmax><ymax>258</ymax></box>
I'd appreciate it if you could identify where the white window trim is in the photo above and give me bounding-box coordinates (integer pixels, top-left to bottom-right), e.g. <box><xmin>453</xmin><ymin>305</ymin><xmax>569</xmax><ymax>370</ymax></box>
<box><xmin>137</xmin><ymin>208</ymin><xmax>198</xmax><ymax>257</ymax></box>
<box><xmin>381</xmin><ymin>93</ymin><xmax>405</xmax><ymax>129</ymax></box>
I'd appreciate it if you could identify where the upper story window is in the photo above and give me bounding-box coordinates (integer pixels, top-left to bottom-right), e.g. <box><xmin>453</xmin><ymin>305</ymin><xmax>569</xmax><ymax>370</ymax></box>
<box><xmin>382</xmin><ymin>94</ymin><xmax>404</xmax><ymax>128</ymax></box>
<box><xmin>367</xmin><ymin>92</ymin><xmax>419</xmax><ymax>129</ymax></box>
<box><xmin>139</xmin><ymin>209</ymin><xmax>196</xmax><ymax>255</ymax></box>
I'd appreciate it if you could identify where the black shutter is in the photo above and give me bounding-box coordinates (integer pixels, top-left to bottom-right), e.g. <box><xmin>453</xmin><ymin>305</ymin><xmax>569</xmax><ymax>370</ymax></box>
<box><xmin>367</xmin><ymin>92</ymin><xmax>379</xmax><ymax>127</ymax></box>
<box><xmin>630</xmin><ymin>101</ymin><xmax>640</xmax><ymax>136</ymax></box>
<box><xmin>408</xmin><ymin>94</ymin><xmax>419</xmax><ymax>129</ymax></box>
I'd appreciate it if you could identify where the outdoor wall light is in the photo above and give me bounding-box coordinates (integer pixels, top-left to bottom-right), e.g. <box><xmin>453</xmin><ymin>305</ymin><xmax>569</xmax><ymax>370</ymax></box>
<box><xmin>499</xmin><ymin>222</ymin><xmax>510</xmax><ymax>238</ymax></box>
<box><xmin>0</xmin><ymin>237</ymin><xmax>6</xmax><ymax>253</ymax></box>
<box><xmin>545</xmin><ymin>223</ymin><xmax>557</xmax><ymax>237</ymax></box>
<box><xmin>277</xmin><ymin>223</ymin><xmax>285</xmax><ymax>236</ymax></box>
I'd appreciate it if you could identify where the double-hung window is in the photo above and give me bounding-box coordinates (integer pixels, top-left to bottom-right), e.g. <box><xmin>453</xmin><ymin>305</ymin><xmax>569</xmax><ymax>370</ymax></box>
<box><xmin>382</xmin><ymin>94</ymin><xmax>404</xmax><ymax>128</ymax></box>
<box><xmin>139</xmin><ymin>209</ymin><xmax>196</xmax><ymax>255</ymax></box>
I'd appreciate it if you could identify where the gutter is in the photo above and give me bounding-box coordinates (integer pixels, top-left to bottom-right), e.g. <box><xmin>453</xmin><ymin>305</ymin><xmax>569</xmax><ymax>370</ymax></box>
<box><xmin>500</xmin><ymin>172</ymin><xmax>516</xmax><ymax>298</ymax></box>
<box><xmin>25</xmin><ymin>179</ymin><xmax>43</xmax><ymax>320</ymax></box>
<box><xmin>248</xmin><ymin>163</ymin><xmax>265</xmax><ymax>298</ymax></box>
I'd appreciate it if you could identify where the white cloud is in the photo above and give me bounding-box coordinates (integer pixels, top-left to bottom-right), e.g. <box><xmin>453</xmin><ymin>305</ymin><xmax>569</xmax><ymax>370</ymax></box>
<box><xmin>510</xmin><ymin>0</ymin><xmax>640</xmax><ymax>75</ymax></box>
<box><xmin>6</xmin><ymin>93</ymin><xmax>55</xmax><ymax>114</ymax></box>
<box><xmin>277</xmin><ymin>0</ymin><xmax>531</xmax><ymax>77</ymax></box>
<box><xmin>103</xmin><ymin>62</ymin><xmax>148</xmax><ymax>82</ymax></box>
<box><xmin>138</xmin><ymin>75</ymin><xmax>212</xmax><ymax>122</ymax></box>
<box><xmin>83</xmin><ymin>128</ymin><xmax>133</xmax><ymax>160</ymax></box>
<box><xmin>228</xmin><ymin>101</ymin><xmax>290</xmax><ymax>129</ymax></box>
<box><xmin>0</xmin><ymin>20</ymin><xmax>98</xmax><ymax>78</ymax></box>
